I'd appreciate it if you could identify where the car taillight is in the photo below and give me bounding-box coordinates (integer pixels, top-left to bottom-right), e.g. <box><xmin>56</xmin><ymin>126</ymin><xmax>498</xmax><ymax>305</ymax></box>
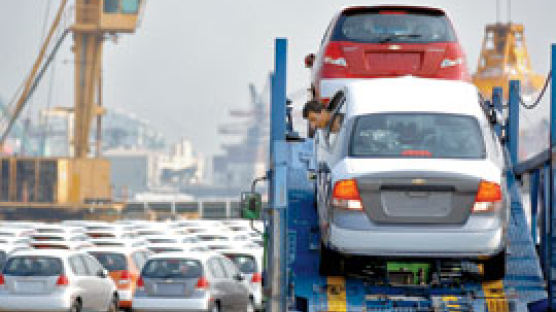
<box><xmin>56</xmin><ymin>275</ymin><xmax>69</xmax><ymax>286</ymax></box>
<box><xmin>472</xmin><ymin>181</ymin><xmax>502</xmax><ymax>213</ymax></box>
<box><xmin>118</xmin><ymin>270</ymin><xmax>131</xmax><ymax>287</ymax></box>
<box><xmin>401</xmin><ymin>150</ymin><xmax>432</xmax><ymax>157</ymax></box>
<box><xmin>251</xmin><ymin>273</ymin><xmax>262</xmax><ymax>283</ymax></box>
<box><xmin>0</xmin><ymin>274</ymin><xmax>5</xmax><ymax>286</ymax></box>
<box><xmin>332</xmin><ymin>179</ymin><xmax>363</xmax><ymax>210</ymax></box>
<box><xmin>195</xmin><ymin>276</ymin><xmax>210</xmax><ymax>289</ymax></box>
<box><xmin>321</xmin><ymin>42</ymin><xmax>349</xmax><ymax>78</ymax></box>
<box><xmin>136</xmin><ymin>276</ymin><xmax>145</xmax><ymax>290</ymax></box>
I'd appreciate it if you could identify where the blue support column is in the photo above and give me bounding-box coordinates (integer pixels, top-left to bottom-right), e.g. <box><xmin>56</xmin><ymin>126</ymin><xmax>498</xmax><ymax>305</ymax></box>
<box><xmin>492</xmin><ymin>87</ymin><xmax>504</xmax><ymax>138</ymax></box>
<box><xmin>549</xmin><ymin>44</ymin><xmax>556</xmax><ymax>310</ymax></box>
<box><xmin>530</xmin><ymin>169</ymin><xmax>540</xmax><ymax>244</ymax></box>
<box><xmin>508</xmin><ymin>80</ymin><xmax>521</xmax><ymax>165</ymax></box>
<box><xmin>268</xmin><ymin>38</ymin><xmax>288</xmax><ymax>312</ymax></box>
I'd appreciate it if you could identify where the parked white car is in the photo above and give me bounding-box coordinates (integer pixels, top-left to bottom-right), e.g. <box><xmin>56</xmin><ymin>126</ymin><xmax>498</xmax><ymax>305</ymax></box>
<box><xmin>0</xmin><ymin>249</ymin><xmax>119</xmax><ymax>311</ymax></box>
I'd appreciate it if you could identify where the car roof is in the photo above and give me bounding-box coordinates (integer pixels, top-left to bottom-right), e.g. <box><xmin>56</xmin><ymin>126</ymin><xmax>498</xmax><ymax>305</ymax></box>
<box><xmin>341</xmin><ymin>5</ymin><xmax>447</xmax><ymax>16</ymax></box>
<box><xmin>344</xmin><ymin>77</ymin><xmax>483</xmax><ymax>118</ymax></box>
<box><xmin>10</xmin><ymin>248</ymin><xmax>79</xmax><ymax>258</ymax></box>
<box><xmin>147</xmin><ymin>251</ymin><xmax>220</xmax><ymax>262</ymax></box>
<box><xmin>84</xmin><ymin>246</ymin><xmax>144</xmax><ymax>254</ymax></box>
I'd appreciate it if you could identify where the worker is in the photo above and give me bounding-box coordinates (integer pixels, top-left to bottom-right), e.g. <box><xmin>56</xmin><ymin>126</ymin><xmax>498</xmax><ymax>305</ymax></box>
<box><xmin>302</xmin><ymin>100</ymin><xmax>343</xmax><ymax>133</ymax></box>
<box><xmin>302</xmin><ymin>100</ymin><xmax>331</xmax><ymax>130</ymax></box>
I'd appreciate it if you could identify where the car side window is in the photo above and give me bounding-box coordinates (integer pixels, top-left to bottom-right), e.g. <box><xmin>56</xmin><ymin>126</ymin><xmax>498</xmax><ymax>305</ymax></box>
<box><xmin>207</xmin><ymin>258</ymin><xmax>226</xmax><ymax>279</ymax></box>
<box><xmin>81</xmin><ymin>254</ymin><xmax>102</xmax><ymax>276</ymax></box>
<box><xmin>326</xmin><ymin>97</ymin><xmax>347</xmax><ymax>148</ymax></box>
<box><xmin>69</xmin><ymin>256</ymin><xmax>88</xmax><ymax>276</ymax></box>
<box><xmin>218</xmin><ymin>257</ymin><xmax>238</xmax><ymax>279</ymax></box>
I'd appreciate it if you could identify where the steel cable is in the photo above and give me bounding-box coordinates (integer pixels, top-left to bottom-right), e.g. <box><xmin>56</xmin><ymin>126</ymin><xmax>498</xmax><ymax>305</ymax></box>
<box><xmin>520</xmin><ymin>71</ymin><xmax>552</xmax><ymax>109</ymax></box>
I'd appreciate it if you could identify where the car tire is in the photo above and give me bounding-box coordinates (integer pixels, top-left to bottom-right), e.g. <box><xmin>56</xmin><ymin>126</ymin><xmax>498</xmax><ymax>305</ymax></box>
<box><xmin>246</xmin><ymin>298</ymin><xmax>255</xmax><ymax>312</ymax></box>
<box><xmin>70</xmin><ymin>299</ymin><xmax>81</xmax><ymax>312</ymax></box>
<box><xmin>319</xmin><ymin>242</ymin><xmax>343</xmax><ymax>276</ymax></box>
<box><xmin>107</xmin><ymin>294</ymin><xmax>119</xmax><ymax>312</ymax></box>
<box><xmin>211</xmin><ymin>301</ymin><xmax>221</xmax><ymax>312</ymax></box>
<box><xmin>482</xmin><ymin>250</ymin><xmax>506</xmax><ymax>281</ymax></box>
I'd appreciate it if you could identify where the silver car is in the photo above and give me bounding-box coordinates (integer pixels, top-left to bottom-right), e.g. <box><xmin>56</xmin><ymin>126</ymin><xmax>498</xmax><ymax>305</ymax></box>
<box><xmin>132</xmin><ymin>252</ymin><xmax>253</xmax><ymax>312</ymax></box>
<box><xmin>316</xmin><ymin>79</ymin><xmax>509</xmax><ymax>280</ymax></box>
<box><xmin>0</xmin><ymin>249</ymin><xmax>118</xmax><ymax>311</ymax></box>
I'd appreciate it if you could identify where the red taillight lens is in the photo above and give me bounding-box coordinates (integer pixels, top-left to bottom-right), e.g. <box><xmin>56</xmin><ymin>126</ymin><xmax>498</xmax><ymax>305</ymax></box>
<box><xmin>0</xmin><ymin>274</ymin><xmax>5</xmax><ymax>286</ymax></box>
<box><xmin>332</xmin><ymin>179</ymin><xmax>363</xmax><ymax>210</ymax></box>
<box><xmin>56</xmin><ymin>275</ymin><xmax>69</xmax><ymax>286</ymax></box>
<box><xmin>137</xmin><ymin>276</ymin><xmax>145</xmax><ymax>289</ymax></box>
<box><xmin>195</xmin><ymin>276</ymin><xmax>210</xmax><ymax>289</ymax></box>
<box><xmin>120</xmin><ymin>270</ymin><xmax>131</xmax><ymax>280</ymax></box>
<box><xmin>475</xmin><ymin>181</ymin><xmax>502</xmax><ymax>202</ymax></box>
<box><xmin>472</xmin><ymin>181</ymin><xmax>502</xmax><ymax>213</ymax></box>
<box><xmin>321</xmin><ymin>42</ymin><xmax>349</xmax><ymax>78</ymax></box>
<box><xmin>251</xmin><ymin>273</ymin><xmax>262</xmax><ymax>283</ymax></box>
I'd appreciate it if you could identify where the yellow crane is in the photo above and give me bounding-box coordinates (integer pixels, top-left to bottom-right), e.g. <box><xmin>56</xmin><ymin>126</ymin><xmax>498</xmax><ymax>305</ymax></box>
<box><xmin>473</xmin><ymin>23</ymin><xmax>545</xmax><ymax>99</ymax></box>
<box><xmin>0</xmin><ymin>0</ymin><xmax>144</xmax><ymax>212</ymax></box>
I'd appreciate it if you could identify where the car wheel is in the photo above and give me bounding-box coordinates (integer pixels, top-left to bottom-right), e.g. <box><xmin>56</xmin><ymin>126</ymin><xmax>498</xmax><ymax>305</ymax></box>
<box><xmin>211</xmin><ymin>301</ymin><xmax>221</xmax><ymax>312</ymax></box>
<box><xmin>70</xmin><ymin>299</ymin><xmax>81</xmax><ymax>312</ymax></box>
<box><xmin>107</xmin><ymin>295</ymin><xmax>119</xmax><ymax>312</ymax></box>
<box><xmin>482</xmin><ymin>250</ymin><xmax>506</xmax><ymax>281</ymax></box>
<box><xmin>319</xmin><ymin>242</ymin><xmax>343</xmax><ymax>276</ymax></box>
<box><xmin>246</xmin><ymin>298</ymin><xmax>255</xmax><ymax>312</ymax></box>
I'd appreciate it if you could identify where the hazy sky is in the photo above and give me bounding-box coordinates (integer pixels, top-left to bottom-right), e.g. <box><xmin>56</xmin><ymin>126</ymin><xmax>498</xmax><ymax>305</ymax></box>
<box><xmin>0</xmin><ymin>0</ymin><xmax>554</xmax><ymax>157</ymax></box>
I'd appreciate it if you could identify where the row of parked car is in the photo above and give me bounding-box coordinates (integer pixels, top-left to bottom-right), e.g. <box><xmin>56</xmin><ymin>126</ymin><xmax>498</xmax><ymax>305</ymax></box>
<box><xmin>0</xmin><ymin>218</ymin><xmax>264</xmax><ymax>311</ymax></box>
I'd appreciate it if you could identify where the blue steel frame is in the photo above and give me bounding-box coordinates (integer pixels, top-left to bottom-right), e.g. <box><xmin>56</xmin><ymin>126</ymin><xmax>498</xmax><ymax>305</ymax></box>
<box><xmin>510</xmin><ymin>44</ymin><xmax>556</xmax><ymax>309</ymax></box>
<box><xmin>266</xmin><ymin>38</ymin><xmax>288</xmax><ymax>312</ymax></box>
<box><xmin>266</xmin><ymin>37</ymin><xmax>553</xmax><ymax>311</ymax></box>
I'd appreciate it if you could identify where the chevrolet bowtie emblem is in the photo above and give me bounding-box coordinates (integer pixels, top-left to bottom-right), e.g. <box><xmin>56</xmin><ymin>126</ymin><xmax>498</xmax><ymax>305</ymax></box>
<box><xmin>412</xmin><ymin>179</ymin><xmax>427</xmax><ymax>185</ymax></box>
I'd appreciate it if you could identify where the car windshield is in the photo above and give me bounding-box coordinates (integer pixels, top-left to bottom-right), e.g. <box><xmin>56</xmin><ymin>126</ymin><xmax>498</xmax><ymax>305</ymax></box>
<box><xmin>224</xmin><ymin>254</ymin><xmax>257</xmax><ymax>274</ymax></box>
<box><xmin>89</xmin><ymin>252</ymin><xmax>127</xmax><ymax>271</ymax></box>
<box><xmin>142</xmin><ymin>259</ymin><xmax>203</xmax><ymax>278</ymax></box>
<box><xmin>334</xmin><ymin>11</ymin><xmax>456</xmax><ymax>43</ymax></box>
<box><xmin>351</xmin><ymin>113</ymin><xmax>486</xmax><ymax>159</ymax></box>
<box><xmin>3</xmin><ymin>256</ymin><xmax>63</xmax><ymax>276</ymax></box>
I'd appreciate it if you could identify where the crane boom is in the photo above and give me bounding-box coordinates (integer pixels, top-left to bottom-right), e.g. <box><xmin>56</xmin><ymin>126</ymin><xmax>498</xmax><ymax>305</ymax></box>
<box><xmin>0</xmin><ymin>0</ymin><xmax>68</xmax><ymax>146</ymax></box>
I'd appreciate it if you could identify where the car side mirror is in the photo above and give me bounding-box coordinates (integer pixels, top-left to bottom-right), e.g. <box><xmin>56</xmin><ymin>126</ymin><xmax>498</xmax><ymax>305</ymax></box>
<box><xmin>305</xmin><ymin>53</ymin><xmax>316</xmax><ymax>68</ymax></box>
<box><xmin>97</xmin><ymin>269</ymin><xmax>108</xmax><ymax>278</ymax></box>
<box><xmin>233</xmin><ymin>273</ymin><xmax>245</xmax><ymax>281</ymax></box>
<box><xmin>241</xmin><ymin>192</ymin><xmax>262</xmax><ymax>220</ymax></box>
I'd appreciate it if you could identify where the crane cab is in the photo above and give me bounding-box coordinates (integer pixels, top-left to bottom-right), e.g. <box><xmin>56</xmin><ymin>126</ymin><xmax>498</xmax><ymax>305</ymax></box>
<box><xmin>74</xmin><ymin>0</ymin><xmax>143</xmax><ymax>33</ymax></box>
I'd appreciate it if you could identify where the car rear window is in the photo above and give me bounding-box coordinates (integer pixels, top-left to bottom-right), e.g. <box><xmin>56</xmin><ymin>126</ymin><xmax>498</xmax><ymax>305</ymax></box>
<box><xmin>0</xmin><ymin>251</ymin><xmax>6</xmax><ymax>269</ymax></box>
<box><xmin>224</xmin><ymin>254</ymin><xmax>257</xmax><ymax>273</ymax></box>
<box><xmin>3</xmin><ymin>256</ymin><xmax>63</xmax><ymax>276</ymax></box>
<box><xmin>142</xmin><ymin>259</ymin><xmax>203</xmax><ymax>278</ymax></box>
<box><xmin>89</xmin><ymin>252</ymin><xmax>127</xmax><ymax>271</ymax></box>
<box><xmin>32</xmin><ymin>236</ymin><xmax>64</xmax><ymax>241</ymax></box>
<box><xmin>350</xmin><ymin>113</ymin><xmax>485</xmax><ymax>159</ymax></box>
<box><xmin>333</xmin><ymin>11</ymin><xmax>457</xmax><ymax>43</ymax></box>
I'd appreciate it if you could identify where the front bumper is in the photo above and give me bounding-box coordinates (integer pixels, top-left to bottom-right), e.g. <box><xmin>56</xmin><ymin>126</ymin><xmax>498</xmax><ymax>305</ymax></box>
<box><xmin>329</xmin><ymin>223</ymin><xmax>505</xmax><ymax>258</ymax></box>
<box><xmin>132</xmin><ymin>297</ymin><xmax>210</xmax><ymax>312</ymax></box>
<box><xmin>0</xmin><ymin>293</ymin><xmax>71</xmax><ymax>312</ymax></box>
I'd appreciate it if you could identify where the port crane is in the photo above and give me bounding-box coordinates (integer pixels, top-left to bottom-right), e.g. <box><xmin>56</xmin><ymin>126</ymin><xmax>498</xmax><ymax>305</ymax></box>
<box><xmin>0</xmin><ymin>0</ymin><xmax>144</xmax><ymax>215</ymax></box>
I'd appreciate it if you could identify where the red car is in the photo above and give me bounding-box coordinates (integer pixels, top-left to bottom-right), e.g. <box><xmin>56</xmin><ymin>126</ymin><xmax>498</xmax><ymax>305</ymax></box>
<box><xmin>306</xmin><ymin>6</ymin><xmax>470</xmax><ymax>105</ymax></box>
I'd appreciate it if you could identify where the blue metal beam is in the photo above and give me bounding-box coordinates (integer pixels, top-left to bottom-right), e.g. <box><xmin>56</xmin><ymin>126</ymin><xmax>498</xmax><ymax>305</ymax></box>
<box><xmin>492</xmin><ymin>87</ymin><xmax>504</xmax><ymax>138</ymax></box>
<box><xmin>508</xmin><ymin>80</ymin><xmax>521</xmax><ymax>166</ymax></box>
<box><xmin>268</xmin><ymin>38</ymin><xmax>288</xmax><ymax>312</ymax></box>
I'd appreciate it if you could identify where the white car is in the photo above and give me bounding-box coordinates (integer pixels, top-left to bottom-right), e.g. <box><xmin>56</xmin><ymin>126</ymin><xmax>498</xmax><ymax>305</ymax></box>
<box><xmin>0</xmin><ymin>249</ymin><xmax>118</xmax><ymax>311</ymax></box>
<box><xmin>220</xmin><ymin>248</ymin><xmax>264</xmax><ymax>310</ymax></box>
<box><xmin>316</xmin><ymin>78</ymin><xmax>509</xmax><ymax>280</ymax></box>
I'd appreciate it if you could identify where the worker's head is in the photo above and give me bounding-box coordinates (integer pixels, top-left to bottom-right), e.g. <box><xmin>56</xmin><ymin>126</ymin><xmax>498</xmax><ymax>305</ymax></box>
<box><xmin>303</xmin><ymin>100</ymin><xmax>329</xmax><ymax>129</ymax></box>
